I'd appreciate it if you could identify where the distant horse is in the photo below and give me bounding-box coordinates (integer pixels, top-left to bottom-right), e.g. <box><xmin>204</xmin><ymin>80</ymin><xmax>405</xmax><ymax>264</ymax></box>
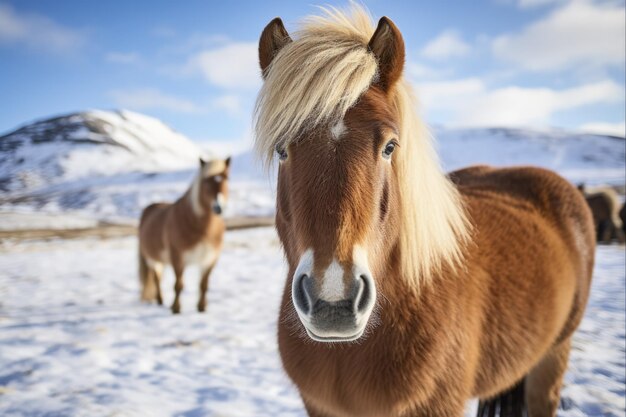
<box><xmin>578</xmin><ymin>184</ymin><xmax>624</xmax><ymax>244</ymax></box>
<box><xmin>138</xmin><ymin>158</ymin><xmax>230</xmax><ymax>314</ymax></box>
<box><xmin>619</xmin><ymin>203</ymin><xmax>626</xmax><ymax>236</ymax></box>
<box><xmin>254</xmin><ymin>6</ymin><xmax>594</xmax><ymax>417</ymax></box>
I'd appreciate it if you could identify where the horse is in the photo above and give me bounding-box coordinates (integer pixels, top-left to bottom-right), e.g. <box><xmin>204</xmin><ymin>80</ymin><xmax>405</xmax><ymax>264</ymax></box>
<box><xmin>578</xmin><ymin>184</ymin><xmax>624</xmax><ymax>244</ymax></box>
<box><xmin>138</xmin><ymin>157</ymin><xmax>230</xmax><ymax>314</ymax></box>
<box><xmin>254</xmin><ymin>6</ymin><xmax>595</xmax><ymax>417</ymax></box>
<box><xmin>619</xmin><ymin>203</ymin><xmax>626</xmax><ymax>236</ymax></box>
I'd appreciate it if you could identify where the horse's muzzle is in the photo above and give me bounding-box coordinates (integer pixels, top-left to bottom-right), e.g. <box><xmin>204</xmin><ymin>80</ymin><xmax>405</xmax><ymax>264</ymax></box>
<box><xmin>292</xmin><ymin>273</ymin><xmax>375</xmax><ymax>342</ymax></box>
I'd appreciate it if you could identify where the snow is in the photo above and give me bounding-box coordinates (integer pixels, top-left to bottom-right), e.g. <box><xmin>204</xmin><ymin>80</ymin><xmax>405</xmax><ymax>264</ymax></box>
<box><xmin>436</xmin><ymin>127</ymin><xmax>625</xmax><ymax>186</ymax></box>
<box><xmin>0</xmin><ymin>229</ymin><xmax>302</xmax><ymax>417</ymax></box>
<box><xmin>0</xmin><ymin>230</ymin><xmax>623</xmax><ymax>417</ymax></box>
<box><xmin>0</xmin><ymin>209</ymin><xmax>99</xmax><ymax>231</ymax></box>
<box><xmin>0</xmin><ymin>110</ymin><xmax>202</xmax><ymax>194</ymax></box>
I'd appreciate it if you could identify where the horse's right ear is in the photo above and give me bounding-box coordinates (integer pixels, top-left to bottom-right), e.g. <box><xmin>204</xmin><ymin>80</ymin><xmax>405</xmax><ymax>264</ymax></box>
<box><xmin>199</xmin><ymin>158</ymin><xmax>206</xmax><ymax>167</ymax></box>
<box><xmin>259</xmin><ymin>17</ymin><xmax>292</xmax><ymax>78</ymax></box>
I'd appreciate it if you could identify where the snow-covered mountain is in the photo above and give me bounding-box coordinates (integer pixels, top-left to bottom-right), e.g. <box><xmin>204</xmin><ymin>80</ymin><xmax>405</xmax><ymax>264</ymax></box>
<box><xmin>0</xmin><ymin>110</ymin><xmax>272</xmax><ymax>222</ymax></box>
<box><xmin>435</xmin><ymin>126</ymin><xmax>625</xmax><ymax>185</ymax></box>
<box><xmin>0</xmin><ymin>110</ymin><xmax>623</xmax><ymax>224</ymax></box>
<box><xmin>0</xmin><ymin>109</ymin><xmax>203</xmax><ymax>194</ymax></box>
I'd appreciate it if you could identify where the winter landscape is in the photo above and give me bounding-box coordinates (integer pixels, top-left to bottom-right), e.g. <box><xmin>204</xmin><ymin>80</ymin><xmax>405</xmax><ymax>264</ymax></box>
<box><xmin>0</xmin><ymin>110</ymin><xmax>624</xmax><ymax>416</ymax></box>
<box><xmin>1</xmin><ymin>0</ymin><xmax>625</xmax><ymax>414</ymax></box>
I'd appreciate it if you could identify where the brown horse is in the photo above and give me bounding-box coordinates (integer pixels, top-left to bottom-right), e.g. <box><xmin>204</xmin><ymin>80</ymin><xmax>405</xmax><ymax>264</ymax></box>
<box><xmin>254</xmin><ymin>6</ymin><xmax>595</xmax><ymax>417</ymax></box>
<box><xmin>577</xmin><ymin>184</ymin><xmax>624</xmax><ymax>243</ymax></box>
<box><xmin>138</xmin><ymin>157</ymin><xmax>230</xmax><ymax>314</ymax></box>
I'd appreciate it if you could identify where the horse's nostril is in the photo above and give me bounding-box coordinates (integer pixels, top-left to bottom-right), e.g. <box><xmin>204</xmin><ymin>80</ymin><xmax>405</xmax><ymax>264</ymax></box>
<box><xmin>294</xmin><ymin>274</ymin><xmax>311</xmax><ymax>314</ymax></box>
<box><xmin>356</xmin><ymin>275</ymin><xmax>371</xmax><ymax>313</ymax></box>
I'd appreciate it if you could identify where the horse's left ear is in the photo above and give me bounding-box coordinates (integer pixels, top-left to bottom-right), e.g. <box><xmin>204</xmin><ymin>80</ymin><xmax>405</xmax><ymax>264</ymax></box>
<box><xmin>224</xmin><ymin>156</ymin><xmax>231</xmax><ymax>173</ymax></box>
<box><xmin>199</xmin><ymin>158</ymin><xmax>206</xmax><ymax>167</ymax></box>
<box><xmin>259</xmin><ymin>17</ymin><xmax>292</xmax><ymax>78</ymax></box>
<box><xmin>368</xmin><ymin>17</ymin><xmax>405</xmax><ymax>91</ymax></box>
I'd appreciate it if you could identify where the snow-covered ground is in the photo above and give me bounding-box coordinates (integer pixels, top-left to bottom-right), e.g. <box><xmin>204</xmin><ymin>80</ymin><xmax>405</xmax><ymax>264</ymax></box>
<box><xmin>0</xmin><ymin>229</ymin><xmax>623</xmax><ymax>417</ymax></box>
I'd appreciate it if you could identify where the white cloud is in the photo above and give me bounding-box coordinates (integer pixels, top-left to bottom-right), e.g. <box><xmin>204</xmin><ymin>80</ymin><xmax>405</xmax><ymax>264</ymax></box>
<box><xmin>0</xmin><ymin>3</ymin><xmax>84</xmax><ymax>53</ymax></box>
<box><xmin>109</xmin><ymin>89</ymin><xmax>245</xmax><ymax>117</ymax></box>
<box><xmin>492</xmin><ymin>1</ymin><xmax>625</xmax><ymax>71</ymax></box>
<box><xmin>421</xmin><ymin>30</ymin><xmax>471</xmax><ymax>60</ymax></box>
<box><xmin>105</xmin><ymin>52</ymin><xmax>141</xmax><ymax>64</ymax></box>
<box><xmin>109</xmin><ymin>89</ymin><xmax>202</xmax><ymax>113</ymax></box>
<box><xmin>406</xmin><ymin>62</ymin><xmax>453</xmax><ymax>80</ymax></box>
<box><xmin>517</xmin><ymin>0</ymin><xmax>565</xmax><ymax>9</ymax></box>
<box><xmin>210</xmin><ymin>95</ymin><xmax>241</xmax><ymax>115</ymax></box>
<box><xmin>185</xmin><ymin>42</ymin><xmax>261</xmax><ymax>90</ymax></box>
<box><xmin>579</xmin><ymin>121</ymin><xmax>626</xmax><ymax>137</ymax></box>
<box><xmin>417</xmin><ymin>78</ymin><xmax>624</xmax><ymax>127</ymax></box>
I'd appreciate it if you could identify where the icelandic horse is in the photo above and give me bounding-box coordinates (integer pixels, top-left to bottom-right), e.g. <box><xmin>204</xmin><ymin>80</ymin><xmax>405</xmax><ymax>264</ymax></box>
<box><xmin>254</xmin><ymin>6</ymin><xmax>595</xmax><ymax>417</ymax></box>
<box><xmin>138</xmin><ymin>157</ymin><xmax>230</xmax><ymax>314</ymax></box>
<box><xmin>577</xmin><ymin>184</ymin><xmax>625</xmax><ymax>243</ymax></box>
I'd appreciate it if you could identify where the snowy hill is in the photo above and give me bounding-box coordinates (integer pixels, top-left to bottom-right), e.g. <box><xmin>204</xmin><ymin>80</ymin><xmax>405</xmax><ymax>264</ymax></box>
<box><xmin>0</xmin><ymin>110</ymin><xmax>202</xmax><ymax>194</ymax></box>
<box><xmin>0</xmin><ymin>110</ymin><xmax>273</xmax><ymax>222</ymax></box>
<box><xmin>436</xmin><ymin>126</ymin><xmax>625</xmax><ymax>185</ymax></box>
<box><xmin>0</xmin><ymin>111</ymin><xmax>623</xmax><ymax>224</ymax></box>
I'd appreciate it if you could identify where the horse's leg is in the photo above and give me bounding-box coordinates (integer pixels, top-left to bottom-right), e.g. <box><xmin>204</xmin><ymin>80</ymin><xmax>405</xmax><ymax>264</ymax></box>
<box><xmin>153</xmin><ymin>264</ymin><xmax>163</xmax><ymax>306</ymax></box>
<box><xmin>597</xmin><ymin>220</ymin><xmax>609</xmax><ymax>243</ymax></box>
<box><xmin>171</xmin><ymin>259</ymin><xmax>185</xmax><ymax>314</ymax></box>
<box><xmin>600</xmin><ymin>221</ymin><xmax>610</xmax><ymax>242</ymax></box>
<box><xmin>525</xmin><ymin>338</ymin><xmax>571</xmax><ymax>417</ymax></box>
<box><xmin>197</xmin><ymin>264</ymin><xmax>215</xmax><ymax>312</ymax></box>
<box><xmin>140</xmin><ymin>266</ymin><xmax>156</xmax><ymax>301</ymax></box>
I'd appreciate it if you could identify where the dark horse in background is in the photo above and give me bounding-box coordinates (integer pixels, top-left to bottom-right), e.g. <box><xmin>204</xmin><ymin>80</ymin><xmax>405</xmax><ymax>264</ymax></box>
<box><xmin>254</xmin><ymin>5</ymin><xmax>594</xmax><ymax>417</ymax></box>
<box><xmin>578</xmin><ymin>184</ymin><xmax>625</xmax><ymax>244</ymax></box>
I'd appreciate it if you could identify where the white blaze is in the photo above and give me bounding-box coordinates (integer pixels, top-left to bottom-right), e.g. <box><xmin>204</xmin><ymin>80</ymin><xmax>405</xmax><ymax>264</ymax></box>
<box><xmin>330</xmin><ymin>119</ymin><xmax>346</xmax><ymax>140</ymax></box>
<box><xmin>319</xmin><ymin>259</ymin><xmax>345</xmax><ymax>302</ymax></box>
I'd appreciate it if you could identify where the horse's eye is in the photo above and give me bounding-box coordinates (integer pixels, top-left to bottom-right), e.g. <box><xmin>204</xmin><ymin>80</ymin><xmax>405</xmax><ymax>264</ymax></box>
<box><xmin>382</xmin><ymin>140</ymin><xmax>398</xmax><ymax>160</ymax></box>
<box><xmin>276</xmin><ymin>146</ymin><xmax>288</xmax><ymax>161</ymax></box>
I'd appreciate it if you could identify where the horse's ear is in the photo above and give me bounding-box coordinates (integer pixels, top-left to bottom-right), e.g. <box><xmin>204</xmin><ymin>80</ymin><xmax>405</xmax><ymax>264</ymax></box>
<box><xmin>368</xmin><ymin>17</ymin><xmax>405</xmax><ymax>91</ymax></box>
<box><xmin>224</xmin><ymin>156</ymin><xmax>231</xmax><ymax>174</ymax></box>
<box><xmin>199</xmin><ymin>158</ymin><xmax>206</xmax><ymax>167</ymax></box>
<box><xmin>259</xmin><ymin>17</ymin><xmax>292</xmax><ymax>78</ymax></box>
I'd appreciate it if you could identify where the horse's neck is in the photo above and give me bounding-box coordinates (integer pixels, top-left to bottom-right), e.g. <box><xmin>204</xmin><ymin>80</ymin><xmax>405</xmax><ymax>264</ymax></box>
<box><xmin>174</xmin><ymin>189</ymin><xmax>212</xmax><ymax>233</ymax></box>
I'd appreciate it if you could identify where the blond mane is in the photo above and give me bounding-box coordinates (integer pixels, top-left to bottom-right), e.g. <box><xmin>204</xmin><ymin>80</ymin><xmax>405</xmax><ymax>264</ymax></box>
<box><xmin>254</xmin><ymin>4</ymin><xmax>471</xmax><ymax>287</ymax></box>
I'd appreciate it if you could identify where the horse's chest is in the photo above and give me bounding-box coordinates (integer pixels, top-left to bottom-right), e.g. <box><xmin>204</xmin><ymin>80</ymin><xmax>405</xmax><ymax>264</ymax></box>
<box><xmin>280</xmin><ymin>343</ymin><xmax>413</xmax><ymax>417</ymax></box>
<box><xmin>183</xmin><ymin>241</ymin><xmax>218</xmax><ymax>268</ymax></box>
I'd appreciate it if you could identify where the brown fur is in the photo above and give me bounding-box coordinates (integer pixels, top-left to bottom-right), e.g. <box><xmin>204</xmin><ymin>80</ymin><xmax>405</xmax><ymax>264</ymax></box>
<box><xmin>138</xmin><ymin>158</ymin><xmax>230</xmax><ymax>314</ymax></box>
<box><xmin>578</xmin><ymin>184</ymin><xmax>625</xmax><ymax>244</ymax></box>
<box><xmin>258</xmin><ymin>10</ymin><xmax>595</xmax><ymax>417</ymax></box>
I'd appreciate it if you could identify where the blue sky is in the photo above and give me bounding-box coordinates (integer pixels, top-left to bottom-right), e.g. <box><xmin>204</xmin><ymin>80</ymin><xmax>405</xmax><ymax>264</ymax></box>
<box><xmin>0</xmin><ymin>0</ymin><xmax>624</xmax><ymax>147</ymax></box>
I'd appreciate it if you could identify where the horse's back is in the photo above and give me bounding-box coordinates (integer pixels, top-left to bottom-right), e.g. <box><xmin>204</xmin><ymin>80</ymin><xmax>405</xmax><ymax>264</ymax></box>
<box><xmin>138</xmin><ymin>202</ymin><xmax>171</xmax><ymax>261</ymax></box>
<box><xmin>454</xmin><ymin>164</ymin><xmax>595</xmax><ymax>305</ymax></box>
<box><xmin>453</xmin><ymin>165</ymin><xmax>595</xmax><ymax>261</ymax></box>
<box><xmin>451</xmin><ymin>165</ymin><xmax>595</xmax><ymax>397</ymax></box>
